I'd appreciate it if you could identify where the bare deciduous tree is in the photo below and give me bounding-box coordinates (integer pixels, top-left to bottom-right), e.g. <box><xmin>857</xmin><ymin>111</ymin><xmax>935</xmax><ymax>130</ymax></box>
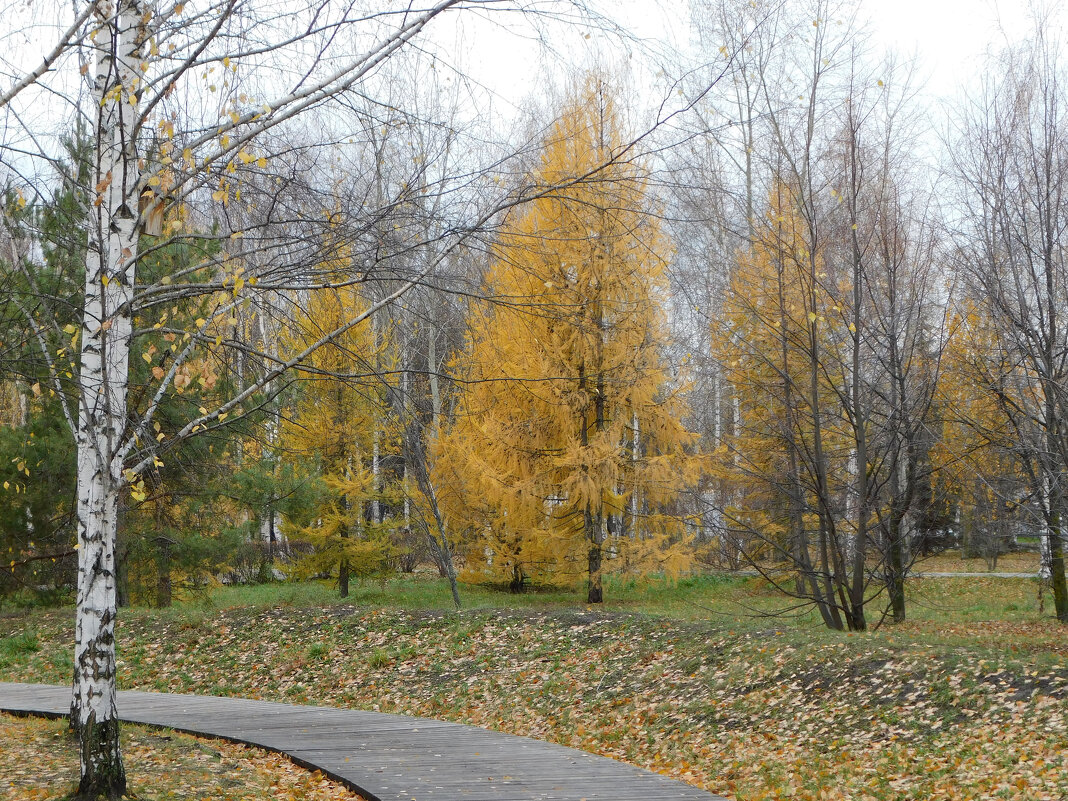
<box><xmin>949</xmin><ymin>21</ymin><xmax>1068</xmax><ymax>622</ymax></box>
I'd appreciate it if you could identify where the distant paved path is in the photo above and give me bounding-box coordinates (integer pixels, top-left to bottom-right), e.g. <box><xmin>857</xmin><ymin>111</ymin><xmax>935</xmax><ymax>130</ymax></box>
<box><xmin>912</xmin><ymin>572</ymin><xmax>1038</xmax><ymax>578</ymax></box>
<box><xmin>719</xmin><ymin>569</ymin><xmax>1038</xmax><ymax>579</ymax></box>
<box><xmin>0</xmin><ymin>682</ymin><xmax>721</xmax><ymax>801</ymax></box>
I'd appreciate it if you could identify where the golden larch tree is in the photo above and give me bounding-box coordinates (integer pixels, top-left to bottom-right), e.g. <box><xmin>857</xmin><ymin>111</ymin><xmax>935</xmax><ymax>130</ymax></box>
<box><xmin>434</xmin><ymin>78</ymin><xmax>695</xmax><ymax>602</ymax></box>
<box><xmin>280</xmin><ymin>268</ymin><xmax>398</xmax><ymax>597</ymax></box>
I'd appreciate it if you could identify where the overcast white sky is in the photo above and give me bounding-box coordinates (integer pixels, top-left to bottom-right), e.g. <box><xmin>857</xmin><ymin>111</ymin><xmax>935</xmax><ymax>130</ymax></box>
<box><xmin>443</xmin><ymin>0</ymin><xmax>1062</xmax><ymax>133</ymax></box>
<box><xmin>865</xmin><ymin>0</ymin><xmax>1054</xmax><ymax>99</ymax></box>
<box><xmin>1</xmin><ymin>0</ymin><xmax>1060</xmax><ymax>188</ymax></box>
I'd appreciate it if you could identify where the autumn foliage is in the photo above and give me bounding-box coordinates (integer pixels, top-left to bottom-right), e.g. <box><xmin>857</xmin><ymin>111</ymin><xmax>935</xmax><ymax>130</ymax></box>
<box><xmin>433</xmin><ymin>80</ymin><xmax>696</xmax><ymax>601</ymax></box>
<box><xmin>280</xmin><ymin>271</ymin><xmax>398</xmax><ymax>595</ymax></box>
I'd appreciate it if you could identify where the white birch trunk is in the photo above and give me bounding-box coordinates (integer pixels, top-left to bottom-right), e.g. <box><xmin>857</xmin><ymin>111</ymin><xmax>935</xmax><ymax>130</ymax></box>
<box><xmin>712</xmin><ymin>369</ymin><xmax>722</xmax><ymax>444</ymax></box>
<box><xmin>710</xmin><ymin>369</ymin><xmax>723</xmax><ymax>545</ymax></box>
<box><xmin>372</xmin><ymin>432</ymin><xmax>381</xmax><ymax>524</ymax></box>
<box><xmin>843</xmin><ymin>447</ymin><xmax>857</xmax><ymax>566</ymax></box>
<box><xmin>401</xmin><ymin>363</ymin><xmax>411</xmax><ymax>527</ymax></box>
<box><xmin>371</xmin><ymin>312</ymin><xmax>382</xmax><ymax>525</ymax></box>
<box><xmin>428</xmin><ymin>327</ymin><xmax>442</xmax><ymax>431</ymax></box>
<box><xmin>630</xmin><ymin>409</ymin><xmax>640</xmax><ymax>538</ymax></box>
<box><xmin>732</xmin><ymin>394</ymin><xmax>741</xmax><ymax>466</ymax></box>
<box><xmin>71</xmin><ymin>1</ymin><xmax>144</xmax><ymax>793</ymax></box>
<box><xmin>1040</xmin><ymin>473</ymin><xmax>1054</xmax><ymax>581</ymax></box>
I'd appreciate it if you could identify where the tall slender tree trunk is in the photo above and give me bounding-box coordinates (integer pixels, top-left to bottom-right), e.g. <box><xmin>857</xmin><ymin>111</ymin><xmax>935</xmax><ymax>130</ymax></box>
<box><xmin>1048</xmin><ymin>506</ymin><xmax>1067</xmax><ymax>622</ymax></box>
<box><xmin>585</xmin><ymin>279</ymin><xmax>608</xmax><ymax>603</ymax></box>
<box><xmin>846</xmin><ymin>164</ymin><xmax>869</xmax><ymax>633</ymax></box>
<box><xmin>419</xmin><ymin>460</ymin><xmax>462</xmax><ymax>609</ymax></box>
<box><xmin>1044</xmin><ymin>258</ymin><xmax>1068</xmax><ymax>621</ymax></box>
<box><xmin>806</xmin><ymin>259</ymin><xmax>845</xmax><ymax>631</ymax></box>
<box><xmin>887</xmin><ymin>516</ymin><xmax>907</xmax><ymax>622</ymax></box>
<box><xmin>885</xmin><ymin>362</ymin><xmax>911</xmax><ymax>624</ymax></box>
<box><xmin>401</xmin><ymin>363</ymin><xmax>412</xmax><ymax>532</ymax></box>
<box><xmin>774</xmin><ymin>228</ymin><xmax>835</xmax><ymax>626</ymax></box>
<box><xmin>884</xmin><ymin>235</ymin><xmax>911</xmax><ymax>624</ymax></box>
<box><xmin>339</xmin><ymin>503</ymin><xmax>351</xmax><ymax>600</ymax></box>
<box><xmin>1039</xmin><ymin>480</ymin><xmax>1053</xmax><ymax>581</ymax></box>
<box><xmin>428</xmin><ymin>326</ymin><xmax>442</xmax><ymax>426</ymax></box>
<box><xmin>577</xmin><ymin>360</ymin><xmax>605</xmax><ymax>605</ymax></box>
<box><xmin>371</xmin><ymin>314</ymin><xmax>382</xmax><ymax>526</ymax></box>
<box><xmin>1044</xmin><ymin>430</ymin><xmax>1067</xmax><ymax>621</ymax></box>
<box><xmin>71</xmin><ymin>1</ymin><xmax>144</xmax><ymax>795</ymax></box>
<box><xmin>586</xmin><ymin>505</ymin><xmax>604</xmax><ymax>604</ymax></box>
<box><xmin>337</xmin><ymin>384</ymin><xmax>350</xmax><ymax>599</ymax></box>
<box><xmin>155</xmin><ymin>537</ymin><xmax>173</xmax><ymax>609</ymax></box>
<box><xmin>586</xmin><ymin>382</ymin><xmax>606</xmax><ymax>605</ymax></box>
<box><xmin>415</xmin><ymin>328</ymin><xmax>460</xmax><ymax>606</ymax></box>
<box><xmin>884</xmin><ymin>431</ymin><xmax>908</xmax><ymax>624</ymax></box>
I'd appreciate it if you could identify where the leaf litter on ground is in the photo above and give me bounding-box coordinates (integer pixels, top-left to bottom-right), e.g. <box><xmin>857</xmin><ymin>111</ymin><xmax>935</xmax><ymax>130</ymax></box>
<box><xmin>0</xmin><ymin>712</ymin><xmax>364</xmax><ymax>801</ymax></box>
<box><xmin>1</xmin><ymin>577</ymin><xmax>1066</xmax><ymax>801</ymax></box>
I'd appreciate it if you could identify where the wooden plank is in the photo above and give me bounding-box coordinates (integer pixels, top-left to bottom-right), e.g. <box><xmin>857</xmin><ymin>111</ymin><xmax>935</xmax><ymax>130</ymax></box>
<box><xmin>0</xmin><ymin>682</ymin><xmax>723</xmax><ymax>801</ymax></box>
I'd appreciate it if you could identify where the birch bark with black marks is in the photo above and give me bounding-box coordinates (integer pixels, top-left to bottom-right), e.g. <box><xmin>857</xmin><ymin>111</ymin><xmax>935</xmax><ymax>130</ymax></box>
<box><xmin>70</xmin><ymin>0</ymin><xmax>144</xmax><ymax>795</ymax></box>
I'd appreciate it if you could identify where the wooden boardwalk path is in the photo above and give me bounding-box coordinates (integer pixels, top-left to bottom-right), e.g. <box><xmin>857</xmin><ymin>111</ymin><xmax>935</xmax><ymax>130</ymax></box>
<box><xmin>0</xmin><ymin>682</ymin><xmax>723</xmax><ymax>801</ymax></box>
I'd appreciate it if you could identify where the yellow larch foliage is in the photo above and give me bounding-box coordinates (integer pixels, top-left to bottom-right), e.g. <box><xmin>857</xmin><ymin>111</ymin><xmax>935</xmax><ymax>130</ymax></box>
<box><xmin>279</xmin><ymin>258</ymin><xmax>399</xmax><ymax>588</ymax></box>
<box><xmin>932</xmin><ymin>300</ymin><xmax>1029</xmax><ymax>552</ymax></box>
<box><xmin>432</xmin><ymin>77</ymin><xmax>696</xmax><ymax>600</ymax></box>
<box><xmin>711</xmin><ymin>182</ymin><xmax>852</xmax><ymax>562</ymax></box>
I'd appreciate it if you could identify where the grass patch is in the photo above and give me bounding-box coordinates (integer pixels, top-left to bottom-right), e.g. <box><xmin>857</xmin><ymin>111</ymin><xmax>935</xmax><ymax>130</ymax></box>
<box><xmin>196</xmin><ymin>572</ymin><xmax>809</xmax><ymax>624</ymax></box>
<box><xmin>915</xmin><ymin>550</ymin><xmax>1039</xmax><ymax>574</ymax></box>
<box><xmin>0</xmin><ymin>629</ymin><xmax>38</xmax><ymax>666</ymax></box>
<box><xmin>194</xmin><ymin>569</ymin><xmax>1049</xmax><ymax>626</ymax></box>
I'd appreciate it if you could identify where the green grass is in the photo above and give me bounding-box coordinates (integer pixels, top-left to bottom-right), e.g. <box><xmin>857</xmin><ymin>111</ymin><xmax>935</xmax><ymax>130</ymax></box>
<box><xmin>201</xmin><ymin>573</ymin><xmax>592</xmax><ymax>613</ymax></box>
<box><xmin>189</xmin><ymin>571</ymin><xmax>1050</xmax><ymax>630</ymax></box>
<box><xmin>904</xmin><ymin>575</ymin><xmax>1048</xmax><ymax>623</ymax></box>
<box><xmin>0</xmin><ymin>628</ymin><xmax>39</xmax><ymax>655</ymax></box>
<box><xmin>0</xmin><ymin>629</ymin><xmax>39</xmax><ymax>667</ymax></box>
<box><xmin>197</xmin><ymin>571</ymin><xmax>807</xmax><ymax>622</ymax></box>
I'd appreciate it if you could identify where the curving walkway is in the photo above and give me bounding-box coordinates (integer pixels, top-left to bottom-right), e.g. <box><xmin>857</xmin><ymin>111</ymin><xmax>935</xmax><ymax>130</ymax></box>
<box><xmin>0</xmin><ymin>682</ymin><xmax>722</xmax><ymax>801</ymax></box>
